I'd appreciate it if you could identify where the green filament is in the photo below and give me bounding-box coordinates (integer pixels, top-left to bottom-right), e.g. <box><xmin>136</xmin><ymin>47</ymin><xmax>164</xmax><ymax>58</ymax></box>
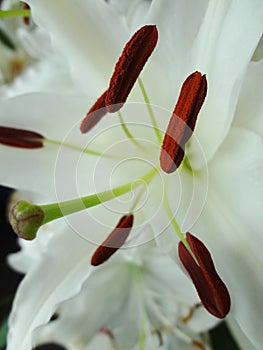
<box><xmin>138</xmin><ymin>77</ymin><xmax>162</xmax><ymax>144</ymax></box>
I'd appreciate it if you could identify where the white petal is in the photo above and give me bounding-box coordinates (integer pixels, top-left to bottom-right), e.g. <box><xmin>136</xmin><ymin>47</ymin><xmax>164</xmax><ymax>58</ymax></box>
<box><xmin>234</xmin><ymin>59</ymin><xmax>263</xmax><ymax>138</ymax></box>
<box><xmin>0</xmin><ymin>93</ymin><xmax>96</xmax><ymax>198</ymax></box>
<box><xmin>7</xmin><ymin>225</ymin><xmax>94</xmax><ymax>350</ymax></box>
<box><xmin>194</xmin><ymin>127</ymin><xmax>263</xmax><ymax>348</ymax></box>
<box><xmin>143</xmin><ymin>0</ymin><xmax>208</xmax><ymax>108</ymax></box>
<box><xmin>27</xmin><ymin>0</ymin><xmax>129</xmax><ymax>94</ymax></box>
<box><xmin>189</xmin><ymin>0</ymin><xmax>263</xmax><ymax>168</ymax></box>
<box><xmin>33</xmin><ymin>262</ymin><xmax>132</xmax><ymax>348</ymax></box>
<box><xmin>227</xmin><ymin>317</ymin><xmax>257</xmax><ymax>350</ymax></box>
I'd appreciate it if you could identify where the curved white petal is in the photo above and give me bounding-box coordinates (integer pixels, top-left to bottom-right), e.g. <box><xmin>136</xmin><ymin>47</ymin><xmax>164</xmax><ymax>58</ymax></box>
<box><xmin>227</xmin><ymin>317</ymin><xmax>257</xmax><ymax>350</ymax></box>
<box><xmin>27</xmin><ymin>0</ymin><xmax>130</xmax><ymax>94</ymax></box>
<box><xmin>188</xmin><ymin>0</ymin><xmax>263</xmax><ymax>168</ymax></box>
<box><xmin>194</xmin><ymin>127</ymin><xmax>263</xmax><ymax>348</ymax></box>
<box><xmin>234</xmin><ymin>59</ymin><xmax>263</xmax><ymax>138</ymax></box>
<box><xmin>7</xmin><ymin>224</ymin><xmax>94</xmax><ymax>350</ymax></box>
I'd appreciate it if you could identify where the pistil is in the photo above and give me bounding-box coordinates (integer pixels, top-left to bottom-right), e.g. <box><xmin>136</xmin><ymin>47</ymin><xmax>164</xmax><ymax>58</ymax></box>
<box><xmin>9</xmin><ymin>166</ymin><xmax>159</xmax><ymax>240</ymax></box>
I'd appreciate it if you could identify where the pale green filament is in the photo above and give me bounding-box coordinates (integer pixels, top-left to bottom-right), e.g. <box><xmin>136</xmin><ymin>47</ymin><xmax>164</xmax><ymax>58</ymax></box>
<box><xmin>138</xmin><ymin>319</ymin><xmax>146</xmax><ymax>350</ymax></box>
<box><xmin>0</xmin><ymin>9</ymin><xmax>31</xmax><ymax>18</ymax></box>
<box><xmin>129</xmin><ymin>183</ymin><xmax>147</xmax><ymax>214</ymax></box>
<box><xmin>41</xmin><ymin>166</ymin><xmax>159</xmax><ymax>225</ymax></box>
<box><xmin>163</xmin><ymin>185</ymin><xmax>193</xmax><ymax>256</ymax></box>
<box><xmin>138</xmin><ymin>77</ymin><xmax>162</xmax><ymax>144</ymax></box>
<box><xmin>117</xmin><ymin>111</ymin><xmax>144</xmax><ymax>149</ymax></box>
<box><xmin>43</xmin><ymin>138</ymin><xmax>119</xmax><ymax>159</ymax></box>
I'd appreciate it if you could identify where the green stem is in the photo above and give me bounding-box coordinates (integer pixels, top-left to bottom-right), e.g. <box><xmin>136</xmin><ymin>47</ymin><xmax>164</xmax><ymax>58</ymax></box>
<box><xmin>41</xmin><ymin>166</ymin><xmax>159</xmax><ymax>224</ymax></box>
<box><xmin>163</xmin><ymin>185</ymin><xmax>193</xmax><ymax>255</ymax></box>
<box><xmin>43</xmin><ymin>138</ymin><xmax>120</xmax><ymax>159</ymax></box>
<box><xmin>117</xmin><ymin>111</ymin><xmax>144</xmax><ymax>149</ymax></box>
<box><xmin>0</xmin><ymin>9</ymin><xmax>31</xmax><ymax>18</ymax></box>
<box><xmin>138</xmin><ymin>77</ymin><xmax>163</xmax><ymax>144</ymax></box>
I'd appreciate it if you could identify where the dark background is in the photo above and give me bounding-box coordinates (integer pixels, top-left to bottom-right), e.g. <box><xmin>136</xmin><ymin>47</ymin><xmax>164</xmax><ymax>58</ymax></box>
<box><xmin>0</xmin><ymin>186</ymin><xmax>240</xmax><ymax>350</ymax></box>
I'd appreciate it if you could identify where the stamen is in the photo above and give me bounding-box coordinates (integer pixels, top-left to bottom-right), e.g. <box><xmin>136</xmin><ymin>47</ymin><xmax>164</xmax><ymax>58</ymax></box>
<box><xmin>80</xmin><ymin>25</ymin><xmax>158</xmax><ymax>133</ymax></box>
<box><xmin>91</xmin><ymin>215</ymin><xmax>134</xmax><ymax>266</ymax></box>
<box><xmin>192</xmin><ymin>340</ymin><xmax>205</xmax><ymax>350</ymax></box>
<box><xmin>80</xmin><ymin>90</ymin><xmax>108</xmax><ymax>133</ymax></box>
<box><xmin>106</xmin><ymin>25</ymin><xmax>158</xmax><ymax>113</ymax></box>
<box><xmin>22</xmin><ymin>3</ymin><xmax>30</xmax><ymax>25</ymax></box>
<box><xmin>160</xmin><ymin>71</ymin><xmax>207</xmax><ymax>173</ymax></box>
<box><xmin>178</xmin><ymin>232</ymin><xmax>231</xmax><ymax>319</ymax></box>
<box><xmin>0</xmin><ymin>126</ymin><xmax>44</xmax><ymax>149</ymax></box>
<box><xmin>182</xmin><ymin>305</ymin><xmax>198</xmax><ymax>323</ymax></box>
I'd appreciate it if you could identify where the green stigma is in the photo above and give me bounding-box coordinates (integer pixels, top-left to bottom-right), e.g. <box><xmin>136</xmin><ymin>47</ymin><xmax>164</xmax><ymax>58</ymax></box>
<box><xmin>9</xmin><ymin>200</ymin><xmax>44</xmax><ymax>240</ymax></box>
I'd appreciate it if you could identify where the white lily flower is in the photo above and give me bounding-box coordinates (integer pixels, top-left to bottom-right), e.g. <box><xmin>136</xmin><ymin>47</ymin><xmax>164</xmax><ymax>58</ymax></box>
<box><xmin>30</xmin><ymin>236</ymin><xmax>213</xmax><ymax>350</ymax></box>
<box><xmin>0</xmin><ymin>0</ymin><xmax>262</xmax><ymax>349</ymax></box>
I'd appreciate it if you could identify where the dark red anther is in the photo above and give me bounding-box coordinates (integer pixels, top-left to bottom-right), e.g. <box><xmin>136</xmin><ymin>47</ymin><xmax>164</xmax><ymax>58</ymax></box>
<box><xmin>22</xmin><ymin>3</ymin><xmax>30</xmax><ymax>26</ymax></box>
<box><xmin>80</xmin><ymin>90</ymin><xmax>108</xmax><ymax>133</ymax></box>
<box><xmin>160</xmin><ymin>71</ymin><xmax>207</xmax><ymax>173</ymax></box>
<box><xmin>178</xmin><ymin>232</ymin><xmax>231</xmax><ymax>319</ymax></box>
<box><xmin>91</xmin><ymin>215</ymin><xmax>134</xmax><ymax>266</ymax></box>
<box><xmin>0</xmin><ymin>126</ymin><xmax>44</xmax><ymax>149</ymax></box>
<box><xmin>80</xmin><ymin>25</ymin><xmax>158</xmax><ymax>133</ymax></box>
<box><xmin>105</xmin><ymin>25</ymin><xmax>158</xmax><ymax>113</ymax></box>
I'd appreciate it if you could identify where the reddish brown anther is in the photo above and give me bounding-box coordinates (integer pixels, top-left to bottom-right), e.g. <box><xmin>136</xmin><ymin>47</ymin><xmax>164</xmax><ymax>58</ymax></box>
<box><xmin>80</xmin><ymin>25</ymin><xmax>158</xmax><ymax>133</ymax></box>
<box><xmin>91</xmin><ymin>215</ymin><xmax>134</xmax><ymax>266</ymax></box>
<box><xmin>80</xmin><ymin>90</ymin><xmax>108</xmax><ymax>133</ymax></box>
<box><xmin>22</xmin><ymin>3</ymin><xmax>30</xmax><ymax>26</ymax></box>
<box><xmin>160</xmin><ymin>71</ymin><xmax>207</xmax><ymax>173</ymax></box>
<box><xmin>106</xmin><ymin>25</ymin><xmax>158</xmax><ymax>113</ymax></box>
<box><xmin>178</xmin><ymin>232</ymin><xmax>231</xmax><ymax>319</ymax></box>
<box><xmin>0</xmin><ymin>126</ymin><xmax>44</xmax><ymax>149</ymax></box>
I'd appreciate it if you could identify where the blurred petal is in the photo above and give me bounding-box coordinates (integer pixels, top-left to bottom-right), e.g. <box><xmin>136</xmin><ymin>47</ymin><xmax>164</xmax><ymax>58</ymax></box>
<box><xmin>27</xmin><ymin>0</ymin><xmax>130</xmax><ymax>94</ymax></box>
<box><xmin>234</xmin><ymin>59</ymin><xmax>263</xmax><ymax>138</ymax></box>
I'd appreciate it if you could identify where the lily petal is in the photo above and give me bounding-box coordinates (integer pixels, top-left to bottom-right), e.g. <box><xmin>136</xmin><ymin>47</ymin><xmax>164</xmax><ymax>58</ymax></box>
<box><xmin>27</xmin><ymin>0</ymin><xmax>130</xmax><ymax>94</ymax></box>
<box><xmin>189</xmin><ymin>0</ymin><xmax>263</xmax><ymax>168</ymax></box>
<box><xmin>234</xmin><ymin>59</ymin><xmax>263</xmax><ymax>138</ymax></box>
<box><xmin>7</xmin><ymin>224</ymin><xmax>94</xmax><ymax>350</ymax></box>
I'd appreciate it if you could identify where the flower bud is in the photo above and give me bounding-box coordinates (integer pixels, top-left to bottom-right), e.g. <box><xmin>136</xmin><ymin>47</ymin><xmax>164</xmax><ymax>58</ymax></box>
<box><xmin>9</xmin><ymin>200</ymin><xmax>44</xmax><ymax>240</ymax></box>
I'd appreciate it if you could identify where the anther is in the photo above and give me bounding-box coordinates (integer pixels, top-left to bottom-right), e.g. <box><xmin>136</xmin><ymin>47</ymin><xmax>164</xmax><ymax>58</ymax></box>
<box><xmin>178</xmin><ymin>232</ymin><xmax>231</xmax><ymax>319</ymax></box>
<box><xmin>192</xmin><ymin>340</ymin><xmax>205</xmax><ymax>350</ymax></box>
<box><xmin>80</xmin><ymin>25</ymin><xmax>158</xmax><ymax>133</ymax></box>
<box><xmin>106</xmin><ymin>25</ymin><xmax>158</xmax><ymax>113</ymax></box>
<box><xmin>80</xmin><ymin>90</ymin><xmax>108</xmax><ymax>133</ymax></box>
<box><xmin>91</xmin><ymin>215</ymin><xmax>134</xmax><ymax>266</ymax></box>
<box><xmin>160</xmin><ymin>71</ymin><xmax>207</xmax><ymax>173</ymax></box>
<box><xmin>0</xmin><ymin>126</ymin><xmax>44</xmax><ymax>149</ymax></box>
<box><xmin>22</xmin><ymin>2</ymin><xmax>30</xmax><ymax>26</ymax></box>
